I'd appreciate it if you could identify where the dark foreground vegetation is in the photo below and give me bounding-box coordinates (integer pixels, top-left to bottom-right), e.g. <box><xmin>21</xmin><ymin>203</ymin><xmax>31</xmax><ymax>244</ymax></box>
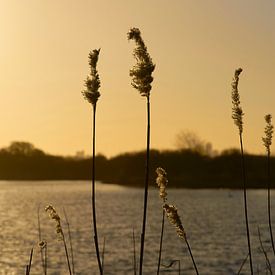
<box><xmin>0</xmin><ymin>141</ymin><xmax>273</xmax><ymax>188</ymax></box>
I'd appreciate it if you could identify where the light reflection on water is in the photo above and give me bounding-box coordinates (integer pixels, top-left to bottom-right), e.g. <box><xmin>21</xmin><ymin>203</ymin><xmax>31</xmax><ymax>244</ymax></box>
<box><xmin>0</xmin><ymin>181</ymin><xmax>273</xmax><ymax>274</ymax></box>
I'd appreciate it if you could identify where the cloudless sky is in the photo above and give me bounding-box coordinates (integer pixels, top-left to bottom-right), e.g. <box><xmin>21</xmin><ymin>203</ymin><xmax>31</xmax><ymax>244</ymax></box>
<box><xmin>0</xmin><ymin>0</ymin><xmax>275</xmax><ymax>157</ymax></box>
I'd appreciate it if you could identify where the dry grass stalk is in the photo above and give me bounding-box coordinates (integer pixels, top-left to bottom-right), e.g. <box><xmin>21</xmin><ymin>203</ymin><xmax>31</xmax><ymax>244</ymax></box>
<box><xmin>82</xmin><ymin>49</ymin><xmax>103</xmax><ymax>274</ymax></box>
<box><xmin>63</xmin><ymin>208</ymin><xmax>75</xmax><ymax>274</ymax></box>
<box><xmin>45</xmin><ymin>205</ymin><xmax>72</xmax><ymax>275</ymax></box>
<box><xmin>262</xmin><ymin>114</ymin><xmax>275</xmax><ymax>256</ymax></box>
<box><xmin>128</xmin><ymin>27</ymin><xmax>155</xmax><ymax>275</ymax></box>
<box><xmin>231</xmin><ymin>68</ymin><xmax>253</xmax><ymax>274</ymax></box>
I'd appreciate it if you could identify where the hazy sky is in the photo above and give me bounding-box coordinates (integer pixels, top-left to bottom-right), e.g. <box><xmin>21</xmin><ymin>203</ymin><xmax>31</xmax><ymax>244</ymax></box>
<box><xmin>1</xmin><ymin>0</ymin><xmax>275</xmax><ymax>157</ymax></box>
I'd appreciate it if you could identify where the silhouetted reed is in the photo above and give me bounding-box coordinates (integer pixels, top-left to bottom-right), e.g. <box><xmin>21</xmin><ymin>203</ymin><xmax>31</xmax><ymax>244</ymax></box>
<box><xmin>231</xmin><ymin>68</ymin><xmax>253</xmax><ymax>274</ymax></box>
<box><xmin>101</xmin><ymin>237</ymin><xmax>106</xmax><ymax>274</ymax></box>
<box><xmin>262</xmin><ymin>114</ymin><xmax>275</xmax><ymax>256</ymax></box>
<box><xmin>237</xmin><ymin>253</ymin><xmax>249</xmax><ymax>275</ymax></box>
<box><xmin>155</xmin><ymin>167</ymin><xmax>199</xmax><ymax>274</ymax></box>
<box><xmin>128</xmin><ymin>27</ymin><xmax>155</xmax><ymax>275</ymax></box>
<box><xmin>37</xmin><ymin>205</ymin><xmax>47</xmax><ymax>275</ymax></box>
<box><xmin>25</xmin><ymin>247</ymin><xmax>33</xmax><ymax>275</ymax></box>
<box><xmin>45</xmin><ymin>205</ymin><xmax>72</xmax><ymax>275</ymax></box>
<box><xmin>132</xmin><ymin>228</ymin><xmax>137</xmax><ymax>275</ymax></box>
<box><xmin>163</xmin><ymin>204</ymin><xmax>199</xmax><ymax>275</ymax></box>
<box><xmin>257</xmin><ymin>226</ymin><xmax>272</xmax><ymax>274</ymax></box>
<box><xmin>155</xmin><ymin>167</ymin><xmax>168</xmax><ymax>275</ymax></box>
<box><xmin>63</xmin><ymin>208</ymin><xmax>75</xmax><ymax>274</ymax></box>
<box><xmin>82</xmin><ymin>49</ymin><xmax>103</xmax><ymax>274</ymax></box>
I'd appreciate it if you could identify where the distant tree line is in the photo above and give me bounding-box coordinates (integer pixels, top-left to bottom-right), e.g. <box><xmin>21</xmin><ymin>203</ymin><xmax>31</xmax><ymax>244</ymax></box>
<box><xmin>0</xmin><ymin>141</ymin><xmax>273</xmax><ymax>188</ymax></box>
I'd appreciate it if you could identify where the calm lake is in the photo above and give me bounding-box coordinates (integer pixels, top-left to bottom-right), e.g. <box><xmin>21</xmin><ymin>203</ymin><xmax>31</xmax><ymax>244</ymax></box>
<box><xmin>0</xmin><ymin>181</ymin><xmax>274</xmax><ymax>274</ymax></box>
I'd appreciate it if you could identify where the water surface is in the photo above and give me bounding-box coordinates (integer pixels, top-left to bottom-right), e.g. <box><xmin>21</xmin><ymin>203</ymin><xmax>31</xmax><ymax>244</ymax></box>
<box><xmin>0</xmin><ymin>181</ymin><xmax>273</xmax><ymax>274</ymax></box>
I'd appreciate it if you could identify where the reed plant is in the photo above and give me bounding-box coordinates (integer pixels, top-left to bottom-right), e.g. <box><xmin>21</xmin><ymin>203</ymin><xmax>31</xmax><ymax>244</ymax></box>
<box><xmin>63</xmin><ymin>208</ymin><xmax>75</xmax><ymax>274</ymax></box>
<box><xmin>128</xmin><ymin>27</ymin><xmax>155</xmax><ymax>275</ymax></box>
<box><xmin>25</xmin><ymin>247</ymin><xmax>33</xmax><ymax>275</ymax></box>
<box><xmin>82</xmin><ymin>49</ymin><xmax>103</xmax><ymax>274</ymax></box>
<box><xmin>155</xmin><ymin>167</ymin><xmax>199</xmax><ymax>275</ymax></box>
<box><xmin>45</xmin><ymin>205</ymin><xmax>72</xmax><ymax>275</ymax></box>
<box><xmin>231</xmin><ymin>68</ymin><xmax>253</xmax><ymax>274</ymax></box>
<box><xmin>262</xmin><ymin>114</ymin><xmax>275</xmax><ymax>256</ymax></box>
<box><xmin>155</xmin><ymin>167</ymin><xmax>168</xmax><ymax>275</ymax></box>
<box><xmin>37</xmin><ymin>205</ymin><xmax>47</xmax><ymax>275</ymax></box>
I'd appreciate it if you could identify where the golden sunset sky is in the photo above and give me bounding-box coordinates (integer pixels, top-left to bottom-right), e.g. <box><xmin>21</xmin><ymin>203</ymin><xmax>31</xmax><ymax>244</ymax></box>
<box><xmin>0</xmin><ymin>0</ymin><xmax>275</xmax><ymax>157</ymax></box>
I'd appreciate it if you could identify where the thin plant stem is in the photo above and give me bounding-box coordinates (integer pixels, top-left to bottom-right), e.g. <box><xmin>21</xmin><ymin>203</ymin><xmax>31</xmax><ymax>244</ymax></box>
<box><xmin>44</xmin><ymin>244</ymin><xmax>47</xmax><ymax>275</ymax></box>
<box><xmin>63</xmin><ymin>208</ymin><xmax>75</xmax><ymax>275</ymax></box>
<box><xmin>139</xmin><ymin>96</ymin><xmax>151</xmax><ymax>275</ymax></box>
<box><xmin>132</xmin><ymin>229</ymin><xmax>137</xmax><ymax>275</ymax></box>
<box><xmin>184</xmin><ymin>238</ymin><xmax>199</xmax><ymax>275</ymax></box>
<box><xmin>37</xmin><ymin>205</ymin><xmax>46</xmax><ymax>275</ymax></box>
<box><xmin>239</xmin><ymin>134</ymin><xmax>253</xmax><ymax>274</ymax></box>
<box><xmin>178</xmin><ymin>260</ymin><xmax>181</xmax><ymax>275</ymax></box>
<box><xmin>101</xmin><ymin>237</ymin><xmax>106</xmax><ymax>274</ymax></box>
<box><xmin>26</xmin><ymin>247</ymin><xmax>33</xmax><ymax>275</ymax></box>
<box><xmin>237</xmin><ymin>253</ymin><xmax>249</xmax><ymax>275</ymax></box>
<box><xmin>157</xmin><ymin>209</ymin><xmax>165</xmax><ymax>275</ymax></box>
<box><xmin>61</xmin><ymin>231</ymin><xmax>72</xmax><ymax>275</ymax></box>
<box><xmin>258</xmin><ymin>226</ymin><xmax>272</xmax><ymax>274</ymax></box>
<box><xmin>91</xmin><ymin>104</ymin><xmax>103</xmax><ymax>274</ymax></box>
<box><xmin>267</xmin><ymin>150</ymin><xmax>275</xmax><ymax>256</ymax></box>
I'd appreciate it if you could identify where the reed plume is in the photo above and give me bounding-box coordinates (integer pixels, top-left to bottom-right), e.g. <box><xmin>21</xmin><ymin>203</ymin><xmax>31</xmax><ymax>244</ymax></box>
<box><xmin>128</xmin><ymin>27</ymin><xmax>155</xmax><ymax>275</ymax></box>
<box><xmin>155</xmin><ymin>167</ymin><xmax>168</xmax><ymax>275</ymax></box>
<box><xmin>155</xmin><ymin>167</ymin><xmax>199</xmax><ymax>274</ymax></box>
<box><xmin>163</xmin><ymin>204</ymin><xmax>199</xmax><ymax>274</ymax></box>
<box><xmin>262</xmin><ymin>114</ymin><xmax>275</xmax><ymax>256</ymax></box>
<box><xmin>82</xmin><ymin>49</ymin><xmax>103</xmax><ymax>274</ymax></box>
<box><xmin>45</xmin><ymin>205</ymin><xmax>72</xmax><ymax>275</ymax></box>
<box><xmin>231</xmin><ymin>68</ymin><xmax>253</xmax><ymax>274</ymax></box>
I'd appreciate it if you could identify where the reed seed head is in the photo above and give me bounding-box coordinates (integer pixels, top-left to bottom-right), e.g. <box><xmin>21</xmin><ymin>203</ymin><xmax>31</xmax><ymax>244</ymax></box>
<box><xmin>231</xmin><ymin>68</ymin><xmax>244</xmax><ymax>135</ymax></box>
<box><xmin>262</xmin><ymin>114</ymin><xmax>273</xmax><ymax>154</ymax></box>
<box><xmin>45</xmin><ymin>204</ymin><xmax>63</xmax><ymax>239</ymax></box>
<box><xmin>38</xmin><ymin>240</ymin><xmax>47</xmax><ymax>249</ymax></box>
<box><xmin>82</xmin><ymin>49</ymin><xmax>101</xmax><ymax>106</ymax></box>
<box><xmin>163</xmin><ymin>204</ymin><xmax>186</xmax><ymax>240</ymax></box>
<box><xmin>156</xmin><ymin>167</ymin><xmax>168</xmax><ymax>201</ymax></box>
<box><xmin>128</xmin><ymin>27</ymin><xmax>155</xmax><ymax>98</ymax></box>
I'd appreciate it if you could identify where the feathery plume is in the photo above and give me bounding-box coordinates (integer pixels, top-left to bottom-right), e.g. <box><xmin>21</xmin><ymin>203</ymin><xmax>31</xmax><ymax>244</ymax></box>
<box><xmin>163</xmin><ymin>204</ymin><xmax>186</xmax><ymax>240</ymax></box>
<box><xmin>262</xmin><ymin>114</ymin><xmax>273</xmax><ymax>154</ymax></box>
<box><xmin>128</xmin><ymin>28</ymin><xmax>155</xmax><ymax>97</ymax></box>
<box><xmin>156</xmin><ymin>167</ymin><xmax>168</xmax><ymax>201</ymax></box>
<box><xmin>45</xmin><ymin>205</ymin><xmax>72</xmax><ymax>274</ymax></box>
<box><xmin>231</xmin><ymin>68</ymin><xmax>244</xmax><ymax>134</ymax></box>
<box><xmin>45</xmin><ymin>205</ymin><xmax>63</xmax><ymax>239</ymax></box>
<box><xmin>82</xmin><ymin>49</ymin><xmax>101</xmax><ymax>105</ymax></box>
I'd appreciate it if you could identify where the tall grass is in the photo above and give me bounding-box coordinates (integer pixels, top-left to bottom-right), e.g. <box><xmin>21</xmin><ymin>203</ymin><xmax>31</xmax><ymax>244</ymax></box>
<box><xmin>45</xmin><ymin>205</ymin><xmax>72</xmax><ymax>275</ymax></box>
<box><xmin>262</xmin><ymin>114</ymin><xmax>275</xmax><ymax>256</ymax></box>
<box><xmin>82</xmin><ymin>49</ymin><xmax>103</xmax><ymax>274</ymax></box>
<box><xmin>231</xmin><ymin>68</ymin><xmax>253</xmax><ymax>274</ymax></box>
<box><xmin>128</xmin><ymin>27</ymin><xmax>155</xmax><ymax>275</ymax></box>
<box><xmin>156</xmin><ymin>167</ymin><xmax>199</xmax><ymax>274</ymax></box>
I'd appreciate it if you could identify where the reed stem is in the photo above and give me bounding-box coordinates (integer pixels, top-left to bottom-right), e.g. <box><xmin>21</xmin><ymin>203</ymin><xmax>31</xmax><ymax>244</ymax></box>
<box><xmin>92</xmin><ymin>104</ymin><xmax>103</xmax><ymax>274</ymax></box>
<box><xmin>26</xmin><ymin>248</ymin><xmax>33</xmax><ymax>275</ymax></box>
<box><xmin>101</xmin><ymin>237</ymin><xmax>106</xmax><ymax>274</ymax></box>
<box><xmin>239</xmin><ymin>134</ymin><xmax>253</xmax><ymax>274</ymax></box>
<box><xmin>132</xmin><ymin>229</ymin><xmax>137</xmax><ymax>275</ymax></box>
<box><xmin>37</xmin><ymin>205</ymin><xmax>46</xmax><ymax>275</ymax></box>
<box><xmin>139</xmin><ymin>96</ymin><xmax>151</xmax><ymax>275</ymax></box>
<box><xmin>184</xmin><ymin>238</ymin><xmax>199</xmax><ymax>275</ymax></box>
<box><xmin>267</xmin><ymin>150</ymin><xmax>275</xmax><ymax>256</ymax></box>
<box><xmin>63</xmin><ymin>208</ymin><xmax>75</xmax><ymax>274</ymax></box>
<box><xmin>157</xmin><ymin>209</ymin><xmax>165</xmax><ymax>275</ymax></box>
<box><xmin>61</xmin><ymin>231</ymin><xmax>72</xmax><ymax>275</ymax></box>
